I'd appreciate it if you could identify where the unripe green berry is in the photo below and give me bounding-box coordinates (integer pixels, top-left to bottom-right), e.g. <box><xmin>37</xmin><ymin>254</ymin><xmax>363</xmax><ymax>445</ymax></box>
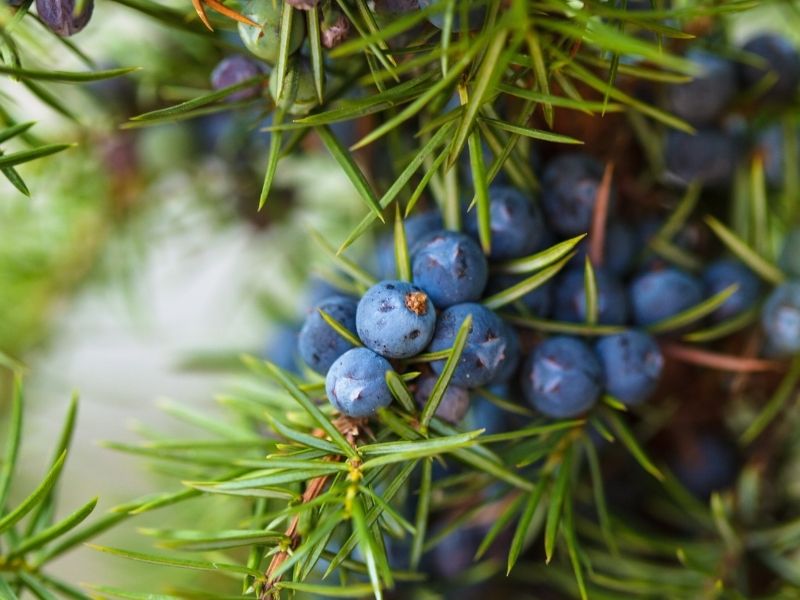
<box><xmin>269</xmin><ymin>58</ymin><xmax>320</xmax><ymax>115</ymax></box>
<box><xmin>238</xmin><ymin>0</ymin><xmax>305</xmax><ymax>65</ymax></box>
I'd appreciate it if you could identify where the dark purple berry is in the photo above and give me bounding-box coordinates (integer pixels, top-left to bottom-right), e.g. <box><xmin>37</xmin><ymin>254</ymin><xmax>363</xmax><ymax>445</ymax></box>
<box><xmin>667</xmin><ymin>49</ymin><xmax>736</xmax><ymax>125</ymax></box>
<box><xmin>414</xmin><ymin>375</ymin><xmax>470</xmax><ymax>424</ymax></box>
<box><xmin>664</xmin><ymin>129</ymin><xmax>738</xmax><ymax>188</ymax></box>
<box><xmin>211</xmin><ymin>55</ymin><xmax>264</xmax><ymax>102</ymax></box>
<box><xmin>740</xmin><ymin>34</ymin><xmax>800</xmax><ymax>105</ymax></box>
<box><xmin>36</xmin><ymin>0</ymin><xmax>93</xmax><ymax>36</ymax></box>
<box><xmin>541</xmin><ymin>153</ymin><xmax>613</xmax><ymax>237</ymax></box>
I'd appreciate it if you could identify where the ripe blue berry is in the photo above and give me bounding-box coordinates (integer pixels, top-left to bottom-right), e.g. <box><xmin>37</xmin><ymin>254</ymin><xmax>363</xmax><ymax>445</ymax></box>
<box><xmin>411</xmin><ymin>231</ymin><xmax>488</xmax><ymax>308</ymax></box>
<box><xmin>667</xmin><ymin>50</ymin><xmax>736</xmax><ymax>125</ymax></box>
<box><xmin>36</xmin><ymin>0</ymin><xmax>93</xmax><ymax>36</ymax></box>
<box><xmin>671</xmin><ymin>434</ymin><xmax>739</xmax><ymax>499</ymax></box>
<box><xmin>239</xmin><ymin>0</ymin><xmax>305</xmax><ymax>64</ymax></box>
<box><xmin>754</xmin><ymin>124</ymin><xmax>790</xmax><ymax>188</ymax></box>
<box><xmin>664</xmin><ymin>129</ymin><xmax>738</xmax><ymax>188</ymax></box>
<box><xmin>554</xmin><ymin>266</ymin><xmax>629</xmax><ymax>325</ymax></box>
<box><xmin>485</xmin><ymin>274</ymin><xmax>552</xmax><ymax>317</ymax></box>
<box><xmin>298</xmin><ymin>295</ymin><xmax>358</xmax><ymax>374</ymax></box>
<box><xmin>418</xmin><ymin>0</ymin><xmax>485</xmax><ymax>32</ymax></box>
<box><xmin>490</xmin><ymin>320</ymin><xmax>521</xmax><ymax>383</ymax></box>
<box><xmin>702</xmin><ymin>259</ymin><xmax>761</xmax><ymax>322</ymax></box>
<box><xmin>427</xmin><ymin>303</ymin><xmax>509</xmax><ymax>388</ymax></box>
<box><xmin>264</xmin><ymin>325</ymin><xmax>300</xmax><ymax>374</ymax></box>
<box><xmin>325</xmin><ymin>348</ymin><xmax>394</xmax><ymax>417</ymax></box>
<box><xmin>740</xmin><ymin>34</ymin><xmax>800</xmax><ymax>104</ymax></box>
<box><xmin>414</xmin><ymin>375</ymin><xmax>470</xmax><ymax>424</ymax></box>
<box><xmin>762</xmin><ymin>282</ymin><xmax>800</xmax><ymax>355</ymax></box>
<box><xmin>465</xmin><ymin>186</ymin><xmax>546</xmax><ymax>260</ymax></box>
<box><xmin>573</xmin><ymin>220</ymin><xmax>636</xmax><ymax>278</ymax></box>
<box><xmin>466</xmin><ymin>388</ymin><xmax>511</xmax><ymax>435</ymax></box>
<box><xmin>372</xmin><ymin>0</ymin><xmax>422</xmax><ymax>48</ymax></box>
<box><xmin>211</xmin><ymin>55</ymin><xmax>264</xmax><ymax>101</ymax></box>
<box><xmin>595</xmin><ymin>330</ymin><xmax>664</xmax><ymax>406</ymax></box>
<box><xmin>356</xmin><ymin>281</ymin><xmax>436</xmax><ymax>358</ymax></box>
<box><xmin>541</xmin><ymin>153</ymin><xmax>612</xmax><ymax>237</ymax></box>
<box><xmin>376</xmin><ymin>211</ymin><xmax>443</xmax><ymax>279</ymax></box>
<box><xmin>629</xmin><ymin>268</ymin><xmax>704</xmax><ymax>326</ymax></box>
<box><xmin>521</xmin><ymin>336</ymin><xmax>602</xmax><ymax>418</ymax></box>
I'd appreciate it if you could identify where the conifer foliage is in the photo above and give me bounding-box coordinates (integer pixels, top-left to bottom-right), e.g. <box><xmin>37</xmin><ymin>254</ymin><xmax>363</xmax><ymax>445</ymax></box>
<box><xmin>4</xmin><ymin>1</ymin><xmax>800</xmax><ymax>599</ymax></box>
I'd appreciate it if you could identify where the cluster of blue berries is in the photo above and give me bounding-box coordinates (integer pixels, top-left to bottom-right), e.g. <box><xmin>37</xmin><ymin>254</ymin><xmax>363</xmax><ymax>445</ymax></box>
<box><xmin>663</xmin><ymin>34</ymin><xmax>800</xmax><ymax>188</ymax></box>
<box><xmin>299</xmin><ymin>253</ymin><xmax>518</xmax><ymax>419</ymax></box>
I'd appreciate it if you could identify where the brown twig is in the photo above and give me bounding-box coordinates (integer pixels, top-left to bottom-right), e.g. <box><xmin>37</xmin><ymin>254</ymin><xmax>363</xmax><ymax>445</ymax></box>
<box><xmin>257</xmin><ymin>417</ymin><xmax>364</xmax><ymax>599</ymax></box>
<box><xmin>660</xmin><ymin>342</ymin><xmax>787</xmax><ymax>373</ymax></box>
<box><xmin>588</xmin><ymin>162</ymin><xmax>615</xmax><ymax>267</ymax></box>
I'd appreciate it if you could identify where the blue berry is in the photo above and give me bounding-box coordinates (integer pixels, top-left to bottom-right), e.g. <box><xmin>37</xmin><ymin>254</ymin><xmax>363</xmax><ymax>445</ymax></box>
<box><xmin>372</xmin><ymin>0</ymin><xmax>422</xmax><ymax>49</ymax></box>
<box><xmin>427</xmin><ymin>303</ymin><xmax>508</xmax><ymax>388</ymax></box>
<box><xmin>467</xmin><ymin>388</ymin><xmax>511</xmax><ymax>435</ymax></box>
<box><xmin>239</xmin><ymin>0</ymin><xmax>305</xmax><ymax>64</ymax></box>
<box><xmin>667</xmin><ymin>50</ymin><xmax>736</xmax><ymax>125</ymax></box>
<box><xmin>211</xmin><ymin>55</ymin><xmax>264</xmax><ymax>102</ymax></box>
<box><xmin>521</xmin><ymin>336</ymin><xmax>602</xmax><ymax>418</ymax></box>
<box><xmin>325</xmin><ymin>348</ymin><xmax>394</xmax><ymax>417</ymax></box>
<box><xmin>414</xmin><ymin>375</ymin><xmax>470</xmax><ymax>424</ymax></box>
<box><xmin>411</xmin><ymin>231</ymin><xmax>488</xmax><ymax>308</ymax></box>
<box><xmin>541</xmin><ymin>153</ymin><xmax>612</xmax><ymax>237</ymax></box>
<box><xmin>36</xmin><ymin>0</ymin><xmax>92</xmax><ymax>36</ymax></box>
<box><xmin>376</xmin><ymin>211</ymin><xmax>443</xmax><ymax>279</ymax></box>
<box><xmin>702</xmin><ymin>259</ymin><xmax>761</xmax><ymax>322</ymax></box>
<box><xmin>762</xmin><ymin>282</ymin><xmax>800</xmax><ymax>355</ymax></box>
<box><xmin>459</xmin><ymin>139</ymin><xmax>510</xmax><ymax>186</ymax></box>
<box><xmin>573</xmin><ymin>220</ymin><xmax>636</xmax><ymax>278</ymax></box>
<box><xmin>298</xmin><ymin>295</ymin><xmax>358</xmax><ymax>374</ymax></box>
<box><xmin>554</xmin><ymin>266</ymin><xmax>629</xmax><ymax>325</ymax></box>
<box><xmin>465</xmin><ymin>186</ymin><xmax>546</xmax><ymax>260</ymax></box>
<box><xmin>671</xmin><ymin>434</ymin><xmax>738</xmax><ymax>499</ymax></box>
<box><xmin>740</xmin><ymin>34</ymin><xmax>800</xmax><ymax>104</ymax></box>
<box><xmin>629</xmin><ymin>268</ymin><xmax>704</xmax><ymax>326</ymax></box>
<box><xmin>664</xmin><ymin>129</ymin><xmax>738</xmax><ymax>188</ymax></box>
<box><xmin>418</xmin><ymin>0</ymin><xmax>485</xmax><ymax>31</ymax></box>
<box><xmin>755</xmin><ymin>124</ymin><xmax>788</xmax><ymax>188</ymax></box>
<box><xmin>780</xmin><ymin>229</ymin><xmax>800</xmax><ymax>279</ymax></box>
<box><xmin>595</xmin><ymin>330</ymin><xmax>663</xmax><ymax>406</ymax></box>
<box><xmin>356</xmin><ymin>280</ymin><xmax>436</xmax><ymax>358</ymax></box>
<box><xmin>485</xmin><ymin>274</ymin><xmax>552</xmax><ymax>317</ymax></box>
<box><xmin>490</xmin><ymin>320</ymin><xmax>521</xmax><ymax>383</ymax></box>
<box><xmin>264</xmin><ymin>325</ymin><xmax>300</xmax><ymax>374</ymax></box>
